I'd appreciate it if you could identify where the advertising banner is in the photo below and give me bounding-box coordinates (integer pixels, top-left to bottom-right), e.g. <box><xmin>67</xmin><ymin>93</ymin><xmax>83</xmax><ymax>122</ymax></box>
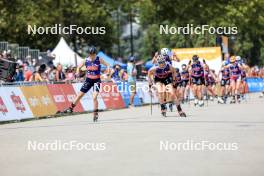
<box><xmin>100</xmin><ymin>82</ymin><xmax>126</xmax><ymax>109</ymax></box>
<box><xmin>72</xmin><ymin>83</ymin><xmax>106</xmax><ymax>111</ymax></box>
<box><xmin>58</xmin><ymin>84</ymin><xmax>84</xmax><ymax>112</ymax></box>
<box><xmin>47</xmin><ymin>84</ymin><xmax>69</xmax><ymax>112</ymax></box>
<box><xmin>136</xmin><ymin>81</ymin><xmax>159</xmax><ymax>104</ymax></box>
<box><xmin>0</xmin><ymin>87</ymin><xmax>34</xmax><ymax>121</ymax></box>
<box><xmin>172</xmin><ymin>47</ymin><xmax>222</xmax><ymax>72</ymax></box>
<box><xmin>246</xmin><ymin>78</ymin><xmax>264</xmax><ymax>92</ymax></box>
<box><xmin>20</xmin><ymin>85</ymin><xmax>57</xmax><ymax>117</ymax></box>
<box><xmin>115</xmin><ymin>81</ymin><xmax>142</xmax><ymax>107</ymax></box>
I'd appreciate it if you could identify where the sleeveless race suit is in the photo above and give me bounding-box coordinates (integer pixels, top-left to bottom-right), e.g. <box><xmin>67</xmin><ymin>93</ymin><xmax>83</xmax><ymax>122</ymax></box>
<box><xmin>229</xmin><ymin>63</ymin><xmax>241</xmax><ymax>81</ymax></box>
<box><xmin>221</xmin><ymin>68</ymin><xmax>230</xmax><ymax>86</ymax></box>
<box><xmin>173</xmin><ymin>71</ymin><xmax>182</xmax><ymax>88</ymax></box>
<box><xmin>154</xmin><ymin>64</ymin><xmax>172</xmax><ymax>85</ymax></box>
<box><xmin>80</xmin><ymin>56</ymin><xmax>101</xmax><ymax>93</ymax></box>
<box><xmin>191</xmin><ymin>61</ymin><xmax>204</xmax><ymax>85</ymax></box>
<box><xmin>181</xmin><ymin>70</ymin><xmax>189</xmax><ymax>87</ymax></box>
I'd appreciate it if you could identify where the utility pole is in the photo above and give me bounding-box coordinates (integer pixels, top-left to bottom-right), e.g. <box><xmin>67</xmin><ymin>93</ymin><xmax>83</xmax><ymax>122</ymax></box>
<box><xmin>129</xmin><ymin>8</ymin><xmax>134</xmax><ymax>56</ymax></box>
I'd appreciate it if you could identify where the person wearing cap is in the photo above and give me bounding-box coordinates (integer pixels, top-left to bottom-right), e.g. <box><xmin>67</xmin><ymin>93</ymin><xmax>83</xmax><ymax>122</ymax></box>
<box><xmin>64</xmin><ymin>46</ymin><xmax>110</xmax><ymax>122</ymax></box>
<box><xmin>127</xmin><ymin>56</ymin><xmax>137</xmax><ymax>107</ymax></box>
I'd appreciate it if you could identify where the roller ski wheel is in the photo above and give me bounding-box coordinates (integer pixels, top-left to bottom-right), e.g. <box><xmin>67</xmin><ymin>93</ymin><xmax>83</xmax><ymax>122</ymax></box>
<box><xmin>179</xmin><ymin>111</ymin><xmax>187</xmax><ymax>117</ymax></box>
<box><xmin>230</xmin><ymin>100</ymin><xmax>236</xmax><ymax>104</ymax></box>
<box><xmin>63</xmin><ymin>107</ymin><xmax>73</xmax><ymax>113</ymax></box>
<box><xmin>161</xmin><ymin>111</ymin><xmax>166</xmax><ymax>117</ymax></box>
<box><xmin>93</xmin><ymin>112</ymin><xmax>99</xmax><ymax>122</ymax></box>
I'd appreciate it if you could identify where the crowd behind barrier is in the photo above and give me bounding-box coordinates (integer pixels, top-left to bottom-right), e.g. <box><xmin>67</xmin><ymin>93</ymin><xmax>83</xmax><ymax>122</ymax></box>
<box><xmin>0</xmin><ymin>78</ymin><xmax>263</xmax><ymax>122</ymax></box>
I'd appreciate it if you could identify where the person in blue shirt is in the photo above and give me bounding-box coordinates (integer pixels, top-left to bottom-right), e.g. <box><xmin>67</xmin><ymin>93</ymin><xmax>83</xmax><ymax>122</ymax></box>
<box><xmin>127</xmin><ymin>56</ymin><xmax>137</xmax><ymax>106</ymax></box>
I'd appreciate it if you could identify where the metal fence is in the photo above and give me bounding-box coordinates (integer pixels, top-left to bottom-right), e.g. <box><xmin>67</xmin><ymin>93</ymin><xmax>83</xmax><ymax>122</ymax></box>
<box><xmin>7</xmin><ymin>43</ymin><xmax>19</xmax><ymax>59</ymax></box>
<box><xmin>29</xmin><ymin>49</ymin><xmax>40</xmax><ymax>60</ymax></box>
<box><xmin>0</xmin><ymin>42</ymin><xmax>8</xmax><ymax>52</ymax></box>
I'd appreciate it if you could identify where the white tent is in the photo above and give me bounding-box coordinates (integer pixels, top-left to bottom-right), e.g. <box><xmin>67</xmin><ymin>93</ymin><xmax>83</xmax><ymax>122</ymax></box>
<box><xmin>51</xmin><ymin>37</ymin><xmax>83</xmax><ymax>66</ymax></box>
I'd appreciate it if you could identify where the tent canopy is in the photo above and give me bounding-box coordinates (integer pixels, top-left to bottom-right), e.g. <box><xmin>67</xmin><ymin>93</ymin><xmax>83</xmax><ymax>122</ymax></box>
<box><xmin>52</xmin><ymin>37</ymin><xmax>83</xmax><ymax>66</ymax></box>
<box><xmin>97</xmin><ymin>51</ymin><xmax>126</xmax><ymax>69</ymax></box>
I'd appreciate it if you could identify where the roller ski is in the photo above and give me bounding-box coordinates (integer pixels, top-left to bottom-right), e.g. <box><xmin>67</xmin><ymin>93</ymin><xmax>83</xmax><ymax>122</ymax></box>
<box><xmin>63</xmin><ymin>103</ymin><xmax>75</xmax><ymax>113</ymax></box>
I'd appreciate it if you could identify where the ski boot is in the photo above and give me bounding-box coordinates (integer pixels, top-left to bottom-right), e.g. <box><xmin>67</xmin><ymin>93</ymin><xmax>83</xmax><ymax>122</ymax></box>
<box><xmin>169</xmin><ymin>103</ymin><xmax>173</xmax><ymax>112</ymax></box>
<box><xmin>236</xmin><ymin>94</ymin><xmax>241</xmax><ymax>103</ymax></box>
<box><xmin>179</xmin><ymin>111</ymin><xmax>187</xmax><ymax>117</ymax></box>
<box><xmin>161</xmin><ymin>103</ymin><xmax>167</xmax><ymax>117</ymax></box>
<box><xmin>63</xmin><ymin>103</ymin><xmax>75</xmax><ymax>113</ymax></box>
<box><xmin>198</xmin><ymin>100</ymin><xmax>204</xmax><ymax>107</ymax></box>
<box><xmin>194</xmin><ymin>98</ymin><xmax>198</xmax><ymax>107</ymax></box>
<box><xmin>93</xmin><ymin>110</ymin><xmax>99</xmax><ymax>122</ymax></box>
<box><xmin>230</xmin><ymin>97</ymin><xmax>236</xmax><ymax>104</ymax></box>
<box><xmin>217</xmin><ymin>97</ymin><xmax>224</xmax><ymax>104</ymax></box>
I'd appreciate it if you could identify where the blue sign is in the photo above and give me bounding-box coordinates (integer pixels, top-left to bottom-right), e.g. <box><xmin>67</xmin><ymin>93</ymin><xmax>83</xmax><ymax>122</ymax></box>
<box><xmin>246</xmin><ymin>78</ymin><xmax>264</xmax><ymax>92</ymax></box>
<box><xmin>115</xmin><ymin>81</ymin><xmax>142</xmax><ymax>107</ymax></box>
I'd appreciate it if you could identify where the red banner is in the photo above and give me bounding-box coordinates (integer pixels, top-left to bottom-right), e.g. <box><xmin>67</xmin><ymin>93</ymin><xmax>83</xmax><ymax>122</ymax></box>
<box><xmin>47</xmin><ymin>84</ymin><xmax>69</xmax><ymax>112</ymax></box>
<box><xmin>59</xmin><ymin>84</ymin><xmax>84</xmax><ymax>112</ymax></box>
<box><xmin>100</xmin><ymin>82</ymin><xmax>126</xmax><ymax>109</ymax></box>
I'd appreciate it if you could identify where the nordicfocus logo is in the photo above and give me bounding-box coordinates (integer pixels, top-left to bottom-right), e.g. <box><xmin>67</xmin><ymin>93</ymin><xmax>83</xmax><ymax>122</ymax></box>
<box><xmin>27</xmin><ymin>24</ymin><xmax>106</xmax><ymax>35</ymax></box>
<box><xmin>27</xmin><ymin>140</ymin><xmax>106</xmax><ymax>151</ymax></box>
<box><xmin>160</xmin><ymin>24</ymin><xmax>238</xmax><ymax>35</ymax></box>
<box><xmin>160</xmin><ymin>140</ymin><xmax>239</xmax><ymax>151</ymax></box>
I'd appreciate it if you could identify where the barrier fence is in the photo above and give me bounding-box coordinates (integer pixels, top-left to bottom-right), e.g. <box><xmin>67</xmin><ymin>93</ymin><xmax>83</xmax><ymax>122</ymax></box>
<box><xmin>0</xmin><ymin>78</ymin><xmax>263</xmax><ymax>122</ymax></box>
<box><xmin>0</xmin><ymin>81</ymin><xmax>159</xmax><ymax>122</ymax></box>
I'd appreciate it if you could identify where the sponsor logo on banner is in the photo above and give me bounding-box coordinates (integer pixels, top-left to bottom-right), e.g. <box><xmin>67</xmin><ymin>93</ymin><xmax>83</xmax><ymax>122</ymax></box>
<box><xmin>47</xmin><ymin>84</ymin><xmax>69</xmax><ymax>112</ymax></box>
<box><xmin>172</xmin><ymin>47</ymin><xmax>222</xmax><ymax>72</ymax></box>
<box><xmin>20</xmin><ymin>85</ymin><xmax>57</xmax><ymax>117</ymax></box>
<box><xmin>0</xmin><ymin>87</ymin><xmax>34</xmax><ymax>121</ymax></box>
<box><xmin>54</xmin><ymin>95</ymin><xmax>65</xmax><ymax>103</ymax></box>
<box><xmin>0</xmin><ymin>96</ymin><xmax>8</xmax><ymax>115</ymax></box>
<box><xmin>100</xmin><ymin>82</ymin><xmax>126</xmax><ymax>109</ymax></box>
<box><xmin>10</xmin><ymin>91</ymin><xmax>26</xmax><ymax>113</ymax></box>
<box><xmin>58</xmin><ymin>84</ymin><xmax>84</xmax><ymax>112</ymax></box>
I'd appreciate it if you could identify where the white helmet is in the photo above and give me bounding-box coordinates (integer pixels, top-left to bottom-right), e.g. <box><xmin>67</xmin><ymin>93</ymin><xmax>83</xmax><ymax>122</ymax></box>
<box><xmin>236</xmin><ymin>56</ymin><xmax>241</xmax><ymax>61</ymax></box>
<box><xmin>160</xmin><ymin>48</ymin><xmax>170</xmax><ymax>56</ymax></box>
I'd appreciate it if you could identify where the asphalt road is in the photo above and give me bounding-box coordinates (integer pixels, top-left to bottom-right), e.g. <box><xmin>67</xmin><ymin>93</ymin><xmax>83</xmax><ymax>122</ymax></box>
<box><xmin>0</xmin><ymin>94</ymin><xmax>264</xmax><ymax>176</ymax></box>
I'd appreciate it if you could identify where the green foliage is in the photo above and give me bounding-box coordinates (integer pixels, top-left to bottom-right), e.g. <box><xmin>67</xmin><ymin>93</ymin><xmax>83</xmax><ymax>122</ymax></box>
<box><xmin>0</xmin><ymin>0</ymin><xmax>263</xmax><ymax>65</ymax></box>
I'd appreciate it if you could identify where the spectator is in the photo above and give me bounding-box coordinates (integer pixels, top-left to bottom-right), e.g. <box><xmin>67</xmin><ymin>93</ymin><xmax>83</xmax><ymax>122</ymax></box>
<box><xmin>47</xmin><ymin>65</ymin><xmax>57</xmax><ymax>81</ymax></box>
<box><xmin>24</xmin><ymin>62</ymin><xmax>33</xmax><ymax>81</ymax></box>
<box><xmin>15</xmin><ymin>65</ymin><xmax>25</xmax><ymax>81</ymax></box>
<box><xmin>65</xmin><ymin>66</ymin><xmax>75</xmax><ymax>81</ymax></box>
<box><xmin>30</xmin><ymin>64</ymin><xmax>48</xmax><ymax>82</ymax></box>
<box><xmin>55</xmin><ymin>63</ymin><xmax>66</xmax><ymax>81</ymax></box>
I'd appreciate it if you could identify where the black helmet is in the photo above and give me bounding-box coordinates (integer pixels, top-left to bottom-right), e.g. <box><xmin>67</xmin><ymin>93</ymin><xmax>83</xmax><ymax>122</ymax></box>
<box><xmin>192</xmin><ymin>55</ymin><xmax>199</xmax><ymax>61</ymax></box>
<box><xmin>88</xmin><ymin>46</ymin><xmax>97</xmax><ymax>54</ymax></box>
